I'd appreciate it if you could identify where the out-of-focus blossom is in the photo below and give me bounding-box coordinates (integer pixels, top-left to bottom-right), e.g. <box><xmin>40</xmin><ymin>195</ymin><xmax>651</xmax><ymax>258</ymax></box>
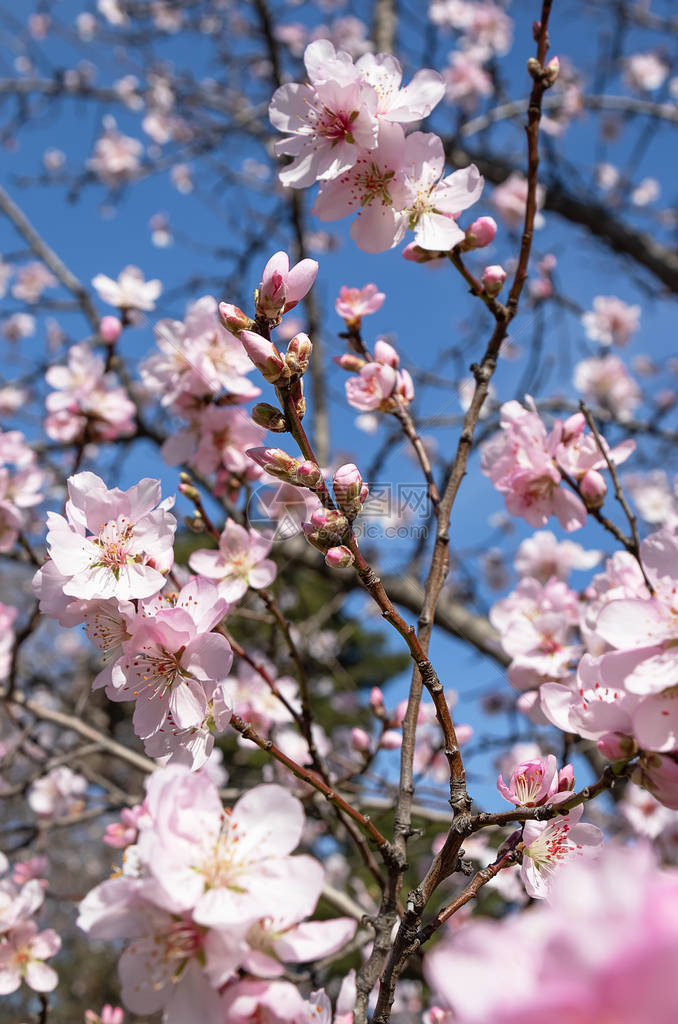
<box><xmin>28</xmin><ymin>766</ymin><xmax>87</xmax><ymax>819</ymax></box>
<box><xmin>492</xmin><ymin>172</ymin><xmax>545</xmax><ymax>230</ymax></box>
<box><xmin>581</xmin><ymin>295</ymin><xmax>640</xmax><ymax>347</ymax></box>
<box><xmin>625</xmin><ymin>51</ymin><xmax>668</xmax><ymax>92</ymax></box>
<box><xmin>573</xmin><ymin>355</ymin><xmax>641</xmax><ymax>421</ymax></box>
<box><xmin>92</xmin><ymin>266</ymin><xmax>162</xmax><ymax>312</ymax></box>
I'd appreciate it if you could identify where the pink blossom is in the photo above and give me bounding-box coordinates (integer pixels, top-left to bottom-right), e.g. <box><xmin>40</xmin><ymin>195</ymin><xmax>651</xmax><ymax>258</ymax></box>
<box><xmin>581</xmin><ymin>295</ymin><xmax>640</xmax><ymax>346</ymax></box>
<box><xmin>0</xmin><ymin>921</ymin><xmax>60</xmax><ymax>994</ymax></box>
<box><xmin>42</xmin><ymin>472</ymin><xmax>176</xmax><ymax>601</ymax></box>
<box><xmin>425</xmin><ymin>843</ymin><xmax>678</xmax><ymax>1022</ymax></box>
<box><xmin>45</xmin><ymin>342</ymin><xmax>136</xmax><ymax>443</ymax></box>
<box><xmin>345</xmin><ymin>361</ymin><xmax>398</xmax><ymax>411</ymax></box>
<box><xmin>625</xmin><ymin>51</ymin><xmax>668</xmax><ymax>92</ymax></box>
<box><xmin>481</xmin><ymin>264</ymin><xmax>506</xmax><ymax>296</ymax></box>
<box><xmin>497</xmin><ymin>754</ymin><xmax>573</xmax><ymax>807</ymax></box>
<box><xmin>163</xmin><ymin>405</ymin><xmax>265</xmax><ymax>477</ymax></box>
<box><xmin>399</xmin><ymin>134</ymin><xmax>484</xmax><ymax>251</ymax></box>
<box><xmin>270</xmin><ymin>40</ymin><xmax>379</xmax><ymax>189</ymax></box>
<box><xmin>491</xmin><ymin>172</ymin><xmax>545</xmax><ymax>231</ymax></box>
<box><xmin>521</xmin><ymin>804</ymin><xmax>603</xmax><ymax>898</ymax></box>
<box><xmin>574</xmin><ymin>355</ymin><xmax>641</xmax><ymax>420</ymax></box>
<box><xmin>514</xmin><ymin>530</ymin><xmax>601</xmax><ymax>583</ymax></box>
<box><xmin>442</xmin><ymin>51</ymin><xmax>493</xmax><ymax>110</ymax></box>
<box><xmin>106</xmin><ymin>578</ymin><xmax>232</xmax><ymax>740</ymax></box>
<box><xmin>92</xmin><ymin>265</ymin><xmax>161</xmax><ymax>311</ymax></box>
<box><xmin>540</xmin><ymin>653</ymin><xmax>638</xmax><ymax>742</ymax></box>
<box><xmin>189</xmin><ymin>520</ymin><xmax>276</xmax><ymax>601</ymax></box>
<box><xmin>11</xmin><ymin>262</ymin><xmax>57</xmax><ymax>303</ymax></box>
<box><xmin>429</xmin><ymin>1</ymin><xmax>513</xmax><ymax>59</ymax></box>
<box><xmin>481</xmin><ymin>400</ymin><xmax>587</xmax><ymax>531</ymax></box>
<box><xmin>355</xmin><ymin>52</ymin><xmax>445</xmax><ymax>122</ymax></box>
<box><xmin>335</xmin><ymin>283</ymin><xmax>385</xmax><ymax>325</ymax></box>
<box><xmin>88</xmin><ymin>122</ymin><xmax>142</xmax><ymax>187</ymax></box>
<box><xmin>103</xmin><ymin>805</ymin><xmax>146</xmax><ymax>849</ymax></box>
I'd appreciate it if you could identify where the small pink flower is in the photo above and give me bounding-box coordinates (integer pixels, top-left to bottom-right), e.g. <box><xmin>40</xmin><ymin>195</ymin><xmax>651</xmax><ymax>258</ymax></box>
<box><xmin>189</xmin><ymin>520</ymin><xmax>277</xmax><ymax>602</ymax></box>
<box><xmin>521</xmin><ymin>804</ymin><xmax>603</xmax><ymax>898</ymax></box>
<box><xmin>335</xmin><ymin>283</ymin><xmax>385</xmax><ymax>325</ymax></box>
<box><xmin>0</xmin><ymin>921</ymin><xmax>61</xmax><ymax>994</ymax></box>
<box><xmin>497</xmin><ymin>755</ymin><xmax>565</xmax><ymax>807</ymax></box>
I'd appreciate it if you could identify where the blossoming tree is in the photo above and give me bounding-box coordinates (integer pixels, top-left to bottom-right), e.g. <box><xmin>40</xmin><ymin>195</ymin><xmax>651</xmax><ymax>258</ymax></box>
<box><xmin>1</xmin><ymin>1</ymin><xmax>678</xmax><ymax>1022</ymax></box>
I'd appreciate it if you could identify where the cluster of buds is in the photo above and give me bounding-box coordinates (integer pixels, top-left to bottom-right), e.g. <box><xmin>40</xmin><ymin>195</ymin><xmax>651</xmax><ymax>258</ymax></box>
<box><xmin>302</xmin><ymin>507</ymin><xmax>354</xmax><ymax>569</ymax></box>
<box><xmin>228</xmin><ymin>329</ymin><xmax>313</xmax><ymax>389</ymax></box>
<box><xmin>527</xmin><ymin>54</ymin><xmax>560</xmax><ymax>86</ymax></box>
<box><xmin>247</xmin><ymin>447</ymin><xmax>323</xmax><ymax>490</ymax></box>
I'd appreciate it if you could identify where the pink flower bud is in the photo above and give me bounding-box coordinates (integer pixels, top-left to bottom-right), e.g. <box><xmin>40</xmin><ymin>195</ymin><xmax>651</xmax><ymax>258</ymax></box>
<box><xmin>240</xmin><ymin>329</ymin><xmax>289</xmax><ymax>384</ymax></box>
<box><xmin>246</xmin><ymin>446</ymin><xmax>301</xmax><ymax>481</ymax></box>
<box><xmin>374</xmin><ymin>339</ymin><xmax>399</xmax><ymax>369</ymax></box>
<box><xmin>597</xmin><ymin>732</ymin><xmax>637</xmax><ymax>762</ymax></box>
<box><xmin>251</xmin><ymin>403</ymin><xmax>287</xmax><ymax>432</ymax></box>
<box><xmin>296</xmin><ymin>459</ymin><xmax>324</xmax><ymax>490</ymax></box>
<box><xmin>325</xmin><ymin>545</ymin><xmax>355</xmax><ymax>569</ymax></box>
<box><xmin>556</xmin><ymin>764</ymin><xmax>575</xmax><ymax>793</ymax></box>
<box><xmin>302</xmin><ymin>521</ymin><xmax>329</xmax><ymax>553</ymax></box>
<box><xmin>310</xmin><ymin>507</ymin><xmax>348</xmax><ymax>535</ymax></box>
<box><xmin>634</xmin><ymin>753</ymin><xmax>678</xmax><ymax>809</ymax></box>
<box><xmin>333</xmin><ymin>463</ymin><xmax>365</xmax><ymax>518</ymax></box>
<box><xmin>463</xmin><ymin>216</ymin><xmax>497</xmax><ymax>250</ymax></box>
<box><xmin>285</xmin><ymin>332</ymin><xmax>313</xmax><ymax>376</ymax></box>
<box><xmin>256</xmin><ymin>251</ymin><xmax>318</xmax><ymax>322</ymax></box>
<box><xmin>580</xmin><ymin>469</ymin><xmax>607</xmax><ymax>508</ymax></box>
<box><xmin>396</xmin><ymin>369</ymin><xmax>415</xmax><ymax>403</ymax></box>
<box><xmin>369</xmin><ymin>686</ymin><xmax>385</xmax><ymax>714</ymax></box>
<box><xmin>351</xmin><ymin>728</ymin><xmax>371</xmax><ymax>752</ymax></box>
<box><xmin>402</xmin><ymin>242</ymin><xmax>444</xmax><ymax>263</ymax></box>
<box><xmin>99</xmin><ymin>315</ymin><xmax>122</xmax><ymax>344</ymax></box>
<box><xmin>218</xmin><ymin>301</ymin><xmax>254</xmax><ymax>335</ymax></box>
<box><xmin>544</xmin><ymin>55</ymin><xmax>560</xmax><ymax>85</ymax></box>
<box><xmin>334</xmin><ymin>353</ymin><xmax>367</xmax><ymax>373</ymax></box>
<box><xmin>482</xmin><ymin>264</ymin><xmax>507</xmax><ymax>297</ymax></box>
<box><xmin>380</xmin><ymin>729</ymin><xmax>402</xmax><ymax>750</ymax></box>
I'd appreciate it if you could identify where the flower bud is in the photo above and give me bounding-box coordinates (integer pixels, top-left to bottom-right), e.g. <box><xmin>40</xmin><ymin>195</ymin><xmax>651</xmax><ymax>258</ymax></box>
<box><xmin>99</xmin><ymin>315</ymin><xmax>122</xmax><ymax>344</ymax></box>
<box><xmin>396</xmin><ymin>369</ymin><xmax>415</xmax><ymax>404</ymax></box>
<box><xmin>374</xmin><ymin>339</ymin><xmax>399</xmax><ymax>368</ymax></box>
<box><xmin>296</xmin><ymin>460</ymin><xmax>324</xmax><ymax>490</ymax></box>
<box><xmin>369</xmin><ymin>686</ymin><xmax>385</xmax><ymax>715</ymax></box>
<box><xmin>527</xmin><ymin>57</ymin><xmax>542</xmax><ymax>79</ymax></box>
<box><xmin>333</xmin><ymin>463</ymin><xmax>365</xmax><ymax>519</ymax></box>
<box><xmin>463</xmin><ymin>216</ymin><xmax>498</xmax><ymax>250</ymax></box>
<box><xmin>580</xmin><ymin>469</ymin><xmax>607</xmax><ymax>509</ymax></box>
<box><xmin>556</xmin><ymin>764</ymin><xmax>575</xmax><ymax>793</ymax></box>
<box><xmin>302</xmin><ymin>521</ymin><xmax>330</xmax><ymax>553</ymax></box>
<box><xmin>240</xmin><ymin>329</ymin><xmax>289</xmax><ymax>384</ymax></box>
<box><xmin>334</xmin><ymin>353</ymin><xmax>367</xmax><ymax>373</ymax></box>
<box><xmin>246</xmin><ymin>446</ymin><xmax>301</xmax><ymax>482</ymax></box>
<box><xmin>325</xmin><ymin>545</ymin><xmax>355</xmax><ymax>569</ymax></box>
<box><xmin>310</xmin><ymin>507</ymin><xmax>348</xmax><ymax>537</ymax></box>
<box><xmin>251</xmin><ymin>403</ymin><xmax>287</xmax><ymax>433</ymax></box>
<box><xmin>482</xmin><ymin>264</ymin><xmax>507</xmax><ymax>297</ymax></box>
<box><xmin>544</xmin><ymin>56</ymin><xmax>560</xmax><ymax>85</ymax></box>
<box><xmin>402</xmin><ymin>242</ymin><xmax>445</xmax><ymax>262</ymax></box>
<box><xmin>351</xmin><ymin>728</ymin><xmax>371</xmax><ymax>753</ymax></box>
<box><xmin>379</xmin><ymin>729</ymin><xmax>402</xmax><ymax>750</ymax></box>
<box><xmin>184</xmin><ymin>513</ymin><xmax>205</xmax><ymax>533</ymax></box>
<box><xmin>285</xmin><ymin>332</ymin><xmax>312</xmax><ymax>376</ymax></box>
<box><xmin>597</xmin><ymin>732</ymin><xmax>637</xmax><ymax>762</ymax></box>
<box><xmin>178</xmin><ymin>481</ymin><xmax>200</xmax><ymax>502</ymax></box>
<box><xmin>218</xmin><ymin>302</ymin><xmax>254</xmax><ymax>335</ymax></box>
